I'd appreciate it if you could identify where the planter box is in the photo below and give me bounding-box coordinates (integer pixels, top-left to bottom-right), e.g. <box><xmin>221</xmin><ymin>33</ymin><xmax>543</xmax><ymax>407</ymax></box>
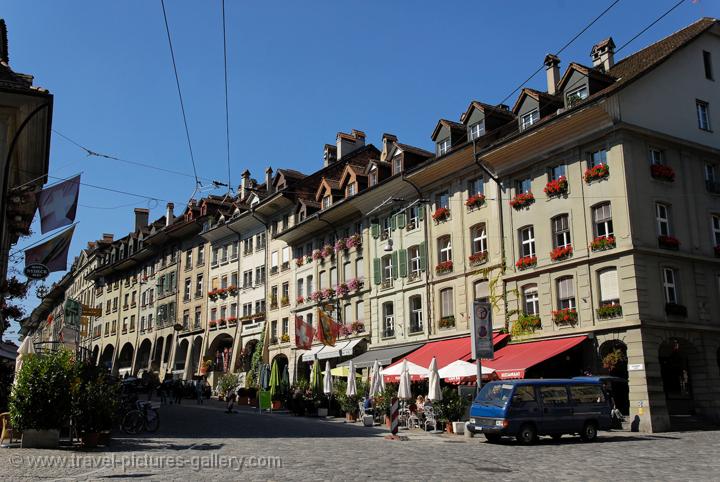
<box><xmin>362</xmin><ymin>415</ymin><xmax>374</xmax><ymax>427</ymax></box>
<box><xmin>452</xmin><ymin>422</ymin><xmax>465</xmax><ymax>435</ymax></box>
<box><xmin>22</xmin><ymin>429</ymin><xmax>60</xmax><ymax>449</ymax></box>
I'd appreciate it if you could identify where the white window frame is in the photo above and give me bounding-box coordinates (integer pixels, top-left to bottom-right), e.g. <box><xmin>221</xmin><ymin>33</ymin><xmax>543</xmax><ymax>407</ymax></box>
<box><xmin>438</xmin><ymin>138</ymin><xmax>451</xmax><ymax>155</ymax></box>
<box><xmin>440</xmin><ymin>288</ymin><xmax>453</xmax><ymax>318</ymax></box>
<box><xmin>409</xmin><ymin>246</ymin><xmax>420</xmax><ymax>276</ymax></box>
<box><xmin>712</xmin><ymin>214</ymin><xmax>720</xmax><ymax>245</ymax></box>
<box><xmin>557</xmin><ymin>277</ymin><xmax>576</xmax><ymax>310</ymax></box>
<box><xmin>438</xmin><ymin>236</ymin><xmax>452</xmax><ymax>263</ymax></box>
<box><xmin>656</xmin><ymin>203</ymin><xmax>671</xmax><ymax>236</ymax></box>
<box><xmin>520</xmin><ymin>226</ymin><xmax>535</xmax><ymax>257</ymax></box>
<box><xmin>552</xmin><ymin>214</ymin><xmax>571</xmax><ymax>248</ymax></box>
<box><xmin>471</xmin><ymin>224</ymin><xmax>488</xmax><ymax>254</ymax></box>
<box><xmin>566</xmin><ymin>86</ymin><xmax>588</xmax><ymax>105</ymax></box>
<box><xmin>697</xmin><ymin>100</ymin><xmax>711</xmax><ymax>131</ymax></box>
<box><xmin>520</xmin><ymin>109</ymin><xmax>539</xmax><ymax>130</ymax></box>
<box><xmin>383</xmin><ymin>302</ymin><xmax>395</xmax><ymax>337</ymax></box>
<box><xmin>382</xmin><ymin>255</ymin><xmax>393</xmax><ymax>281</ymax></box>
<box><xmin>523</xmin><ymin>285</ymin><xmax>539</xmax><ymax>315</ymax></box>
<box><xmin>663</xmin><ymin>268</ymin><xmax>678</xmax><ymax>304</ymax></box>
<box><xmin>322</xmin><ymin>195</ymin><xmax>332</xmax><ymax>209</ymax></box>
<box><xmin>469</xmin><ymin>120</ymin><xmax>485</xmax><ymax>140</ymax></box>
<box><xmin>409</xmin><ymin>295</ymin><xmax>423</xmax><ymax>332</ymax></box>
<box><xmin>649</xmin><ymin>148</ymin><xmax>664</xmax><ymax>165</ymax></box>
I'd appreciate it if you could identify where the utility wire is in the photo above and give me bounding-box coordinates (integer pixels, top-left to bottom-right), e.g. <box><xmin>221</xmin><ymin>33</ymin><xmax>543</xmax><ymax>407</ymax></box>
<box><xmin>160</xmin><ymin>0</ymin><xmax>200</xmax><ymax>188</ymax></box>
<box><xmin>498</xmin><ymin>0</ymin><xmax>623</xmax><ymax>106</ymax></box>
<box><xmin>221</xmin><ymin>0</ymin><xmax>232</xmax><ymax>192</ymax></box>
<box><xmin>615</xmin><ymin>0</ymin><xmax>687</xmax><ymax>54</ymax></box>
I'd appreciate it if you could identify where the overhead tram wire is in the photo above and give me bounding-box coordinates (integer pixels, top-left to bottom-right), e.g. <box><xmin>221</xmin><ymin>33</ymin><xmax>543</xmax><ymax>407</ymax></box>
<box><xmin>160</xmin><ymin>0</ymin><xmax>201</xmax><ymax>195</ymax></box>
<box><xmin>498</xmin><ymin>0</ymin><xmax>623</xmax><ymax>106</ymax></box>
<box><xmin>615</xmin><ymin>0</ymin><xmax>687</xmax><ymax>54</ymax></box>
<box><xmin>221</xmin><ymin>0</ymin><xmax>232</xmax><ymax>196</ymax></box>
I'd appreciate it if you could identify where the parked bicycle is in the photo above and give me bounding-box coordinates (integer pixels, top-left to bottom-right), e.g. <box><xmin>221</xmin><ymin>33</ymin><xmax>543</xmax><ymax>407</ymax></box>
<box><xmin>121</xmin><ymin>400</ymin><xmax>160</xmax><ymax>434</ymax></box>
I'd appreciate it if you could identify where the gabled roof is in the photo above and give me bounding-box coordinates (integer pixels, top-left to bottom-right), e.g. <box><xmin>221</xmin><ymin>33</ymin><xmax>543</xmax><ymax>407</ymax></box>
<box><xmin>431</xmin><ymin>119</ymin><xmax>465</xmax><ymax>141</ymax></box>
<box><xmin>555</xmin><ymin>62</ymin><xmax>615</xmax><ymax>93</ymax></box>
<box><xmin>394</xmin><ymin>142</ymin><xmax>433</xmax><ymax>158</ymax></box>
<box><xmin>314</xmin><ymin>177</ymin><xmax>341</xmax><ymax>202</ymax></box>
<box><xmin>461</xmin><ymin>101</ymin><xmax>515</xmax><ymax>125</ymax></box>
<box><xmin>338</xmin><ymin>163</ymin><xmax>366</xmax><ymax>189</ymax></box>
<box><xmin>511</xmin><ymin>88</ymin><xmax>562</xmax><ymax>114</ymax></box>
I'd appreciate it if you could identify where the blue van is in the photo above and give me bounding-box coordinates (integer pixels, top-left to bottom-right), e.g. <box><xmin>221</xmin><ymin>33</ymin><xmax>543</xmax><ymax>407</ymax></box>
<box><xmin>467</xmin><ymin>379</ymin><xmax>612</xmax><ymax>444</ymax></box>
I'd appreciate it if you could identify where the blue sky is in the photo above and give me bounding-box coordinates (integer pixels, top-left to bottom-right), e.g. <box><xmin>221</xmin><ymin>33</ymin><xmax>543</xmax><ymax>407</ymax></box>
<box><xmin>3</xmin><ymin>0</ymin><xmax>718</xmax><ymax>341</ymax></box>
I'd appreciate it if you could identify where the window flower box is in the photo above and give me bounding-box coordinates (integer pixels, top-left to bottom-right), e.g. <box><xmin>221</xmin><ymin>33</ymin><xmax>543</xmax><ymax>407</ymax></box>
<box><xmin>584</xmin><ymin>163</ymin><xmax>609</xmax><ymax>183</ymax></box>
<box><xmin>296</xmin><ymin>295</ymin><xmax>305</xmax><ymax>305</ymax></box>
<box><xmin>432</xmin><ymin>207</ymin><xmax>450</xmax><ymax>222</ymax></box>
<box><xmin>334</xmin><ymin>238</ymin><xmax>347</xmax><ymax>252</ymax></box>
<box><xmin>270</xmin><ymin>336</ymin><xmax>279</xmax><ymax>345</ymax></box>
<box><xmin>650</xmin><ymin>164</ymin><xmax>675</xmax><ymax>182</ymax></box>
<box><xmin>347</xmin><ymin>277</ymin><xmax>363</xmax><ymax>291</ymax></box>
<box><xmin>295</xmin><ymin>256</ymin><xmax>305</xmax><ymax>267</ymax></box>
<box><xmin>227</xmin><ymin>316</ymin><xmax>238</xmax><ymax>325</ymax></box>
<box><xmin>351</xmin><ymin>320</ymin><xmax>365</xmax><ymax>333</ymax></box>
<box><xmin>590</xmin><ymin>235</ymin><xmax>616</xmax><ymax>251</ymax></box>
<box><xmin>218</xmin><ymin>319</ymin><xmax>227</xmax><ymax>328</ymax></box>
<box><xmin>346</xmin><ymin>234</ymin><xmax>362</xmax><ymax>249</ymax></box>
<box><xmin>217</xmin><ymin>288</ymin><xmax>228</xmax><ymax>299</ymax></box>
<box><xmin>552</xmin><ymin>308</ymin><xmax>578</xmax><ymax>325</ymax></box>
<box><xmin>280</xmin><ymin>333</ymin><xmax>290</xmax><ymax>343</ymax></box>
<box><xmin>550</xmin><ymin>245</ymin><xmax>573</xmax><ymax>261</ymax></box>
<box><xmin>512</xmin><ymin>314</ymin><xmax>541</xmax><ymax>335</ymax></box>
<box><xmin>439</xmin><ymin>316</ymin><xmax>455</xmax><ymax>329</ymax></box>
<box><xmin>322</xmin><ymin>244</ymin><xmax>334</xmax><ymax>258</ymax></box>
<box><xmin>208</xmin><ymin>289</ymin><xmax>220</xmax><ymax>301</ymax></box>
<box><xmin>544</xmin><ymin>176</ymin><xmax>568</xmax><ymax>197</ymax></box>
<box><xmin>658</xmin><ymin>235</ymin><xmax>680</xmax><ymax>250</ymax></box>
<box><xmin>435</xmin><ymin>260</ymin><xmax>453</xmax><ymax>274</ymax></box>
<box><xmin>227</xmin><ymin>285</ymin><xmax>238</xmax><ymax>295</ymax></box>
<box><xmin>465</xmin><ymin>194</ymin><xmax>486</xmax><ymax>210</ymax></box>
<box><xmin>209</xmin><ymin>320</ymin><xmax>217</xmax><ymax>328</ymax></box>
<box><xmin>665</xmin><ymin>303</ymin><xmax>687</xmax><ymax>317</ymax></box>
<box><xmin>321</xmin><ymin>288</ymin><xmax>335</xmax><ymax>299</ymax></box>
<box><xmin>270</xmin><ymin>297</ymin><xmax>278</xmax><ymax>310</ymax></box>
<box><xmin>468</xmin><ymin>252</ymin><xmax>488</xmax><ymax>266</ymax></box>
<box><xmin>335</xmin><ymin>283</ymin><xmax>349</xmax><ymax>297</ymax></box>
<box><xmin>312</xmin><ymin>249</ymin><xmax>323</xmax><ymax>261</ymax></box>
<box><xmin>310</xmin><ymin>291</ymin><xmax>322</xmax><ymax>302</ymax></box>
<box><xmin>515</xmin><ymin>256</ymin><xmax>537</xmax><ymax>270</ymax></box>
<box><xmin>596</xmin><ymin>304</ymin><xmax>622</xmax><ymax>319</ymax></box>
<box><xmin>280</xmin><ymin>296</ymin><xmax>290</xmax><ymax>307</ymax></box>
<box><xmin>509</xmin><ymin>192</ymin><xmax>535</xmax><ymax>210</ymax></box>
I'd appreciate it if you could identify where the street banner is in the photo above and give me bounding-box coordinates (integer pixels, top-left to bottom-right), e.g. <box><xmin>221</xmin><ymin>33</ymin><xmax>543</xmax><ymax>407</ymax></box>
<box><xmin>294</xmin><ymin>315</ymin><xmax>314</xmax><ymax>350</ymax></box>
<box><xmin>471</xmin><ymin>301</ymin><xmax>494</xmax><ymax>359</ymax></box>
<box><xmin>317</xmin><ymin>307</ymin><xmax>340</xmax><ymax>347</ymax></box>
<box><xmin>36</xmin><ymin>174</ymin><xmax>80</xmax><ymax>234</ymax></box>
<box><xmin>24</xmin><ymin>225</ymin><xmax>75</xmax><ymax>274</ymax></box>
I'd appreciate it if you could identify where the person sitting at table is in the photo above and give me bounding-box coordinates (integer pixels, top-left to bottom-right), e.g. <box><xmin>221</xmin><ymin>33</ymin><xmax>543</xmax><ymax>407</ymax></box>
<box><xmin>363</xmin><ymin>396</ymin><xmax>373</xmax><ymax>415</ymax></box>
<box><xmin>416</xmin><ymin>395</ymin><xmax>425</xmax><ymax>413</ymax></box>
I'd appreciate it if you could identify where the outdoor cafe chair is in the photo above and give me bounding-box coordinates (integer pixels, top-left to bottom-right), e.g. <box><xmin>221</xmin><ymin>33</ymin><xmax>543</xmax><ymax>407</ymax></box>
<box><xmin>423</xmin><ymin>406</ymin><xmax>438</xmax><ymax>432</ymax></box>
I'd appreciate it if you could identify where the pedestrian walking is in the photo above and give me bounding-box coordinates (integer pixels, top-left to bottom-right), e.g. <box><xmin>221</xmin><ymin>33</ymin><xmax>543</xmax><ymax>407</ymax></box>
<box><xmin>173</xmin><ymin>380</ymin><xmax>183</xmax><ymax>405</ymax></box>
<box><xmin>158</xmin><ymin>380</ymin><xmax>167</xmax><ymax>405</ymax></box>
<box><xmin>195</xmin><ymin>378</ymin><xmax>204</xmax><ymax>404</ymax></box>
<box><xmin>225</xmin><ymin>386</ymin><xmax>237</xmax><ymax>413</ymax></box>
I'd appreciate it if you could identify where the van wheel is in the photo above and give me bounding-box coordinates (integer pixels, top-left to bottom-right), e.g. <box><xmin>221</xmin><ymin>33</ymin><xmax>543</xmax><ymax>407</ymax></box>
<box><xmin>516</xmin><ymin>424</ymin><xmax>537</xmax><ymax>445</ymax></box>
<box><xmin>485</xmin><ymin>434</ymin><xmax>501</xmax><ymax>443</ymax></box>
<box><xmin>580</xmin><ymin>422</ymin><xmax>598</xmax><ymax>442</ymax></box>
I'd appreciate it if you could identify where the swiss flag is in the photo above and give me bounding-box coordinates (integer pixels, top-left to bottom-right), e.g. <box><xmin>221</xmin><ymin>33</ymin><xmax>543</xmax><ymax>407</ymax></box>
<box><xmin>295</xmin><ymin>315</ymin><xmax>315</xmax><ymax>350</ymax></box>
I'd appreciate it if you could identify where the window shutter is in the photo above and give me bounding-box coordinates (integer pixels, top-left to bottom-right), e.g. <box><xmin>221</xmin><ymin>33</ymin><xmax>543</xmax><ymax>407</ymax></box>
<box><xmin>599</xmin><ymin>269</ymin><xmax>619</xmax><ymax>302</ymax></box>
<box><xmin>371</xmin><ymin>220</ymin><xmax>380</xmax><ymax>239</ymax></box>
<box><xmin>418</xmin><ymin>206</ymin><xmax>425</xmax><ymax>221</ymax></box>
<box><xmin>419</xmin><ymin>242</ymin><xmax>426</xmax><ymax>271</ymax></box>
<box><xmin>164</xmin><ymin>275</ymin><xmax>170</xmax><ymax>293</ymax></box>
<box><xmin>398</xmin><ymin>249</ymin><xmax>408</xmax><ymax>277</ymax></box>
<box><xmin>391</xmin><ymin>251</ymin><xmax>399</xmax><ymax>279</ymax></box>
<box><xmin>397</xmin><ymin>213</ymin><xmax>406</xmax><ymax>229</ymax></box>
<box><xmin>373</xmin><ymin>258</ymin><xmax>381</xmax><ymax>285</ymax></box>
<box><xmin>390</xmin><ymin>215</ymin><xmax>397</xmax><ymax>231</ymax></box>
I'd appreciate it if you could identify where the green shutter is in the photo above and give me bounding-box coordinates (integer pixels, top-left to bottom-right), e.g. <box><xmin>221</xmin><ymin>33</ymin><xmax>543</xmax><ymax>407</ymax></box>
<box><xmin>164</xmin><ymin>275</ymin><xmax>170</xmax><ymax>293</ymax></box>
<box><xmin>397</xmin><ymin>213</ymin><xmax>406</xmax><ymax>229</ymax></box>
<box><xmin>418</xmin><ymin>206</ymin><xmax>425</xmax><ymax>221</ymax></box>
<box><xmin>371</xmin><ymin>220</ymin><xmax>380</xmax><ymax>239</ymax></box>
<box><xmin>373</xmin><ymin>258</ymin><xmax>381</xmax><ymax>285</ymax></box>
<box><xmin>419</xmin><ymin>241</ymin><xmax>427</xmax><ymax>271</ymax></box>
<box><xmin>390</xmin><ymin>215</ymin><xmax>396</xmax><ymax>231</ymax></box>
<box><xmin>398</xmin><ymin>249</ymin><xmax>408</xmax><ymax>277</ymax></box>
<box><xmin>391</xmin><ymin>251</ymin><xmax>399</xmax><ymax>279</ymax></box>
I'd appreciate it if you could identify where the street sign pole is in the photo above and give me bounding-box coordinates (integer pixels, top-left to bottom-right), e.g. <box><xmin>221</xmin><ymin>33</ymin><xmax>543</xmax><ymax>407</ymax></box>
<box><xmin>471</xmin><ymin>300</ymin><xmax>493</xmax><ymax>397</ymax></box>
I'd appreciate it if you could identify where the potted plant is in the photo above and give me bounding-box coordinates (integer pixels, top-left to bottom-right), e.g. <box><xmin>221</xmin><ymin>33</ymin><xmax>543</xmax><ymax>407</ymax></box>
<box><xmin>336</xmin><ymin>283</ymin><xmax>349</xmax><ymax>297</ymax></box>
<box><xmin>295</xmin><ymin>256</ymin><xmax>304</xmax><ymax>267</ymax></box>
<box><xmin>650</xmin><ymin>164</ymin><xmax>675</xmax><ymax>182</ymax></box>
<box><xmin>435</xmin><ymin>260</ymin><xmax>453</xmax><ymax>274</ymax></box>
<box><xmin>347</xmin><ymin>233</ymin><xmax>362</xmax><ymax>249</ymax></box>
<box><xmin>552</xmin><ymin>308</ymin><xmax>578</xmax><ymax>325</ymax></box>
<box><xmin>10</xmin><ymin>349</ymin><xmax>78</xmax><ymax>448</ymax></box>
<box><xmin>550</xmin><ymin>245</ymin><xmax>573</xmax><ymax>261</ymax></box>
<box><xmin>281</xmin><ymin>333</ymin><xmax>290</xmax><ymax>343</ymax></box>
<box><xmin>515</xmin><ymin>255</ymin><xmax>537</xmax><ymax>270</ymax></box>
<box><xmin>217</xmin><ymin>373</ymin><xmax>240</xmax><ymax>399</ymax></box>
<box><xmin>465</xmin><ymin>193</ymin><xmax>486</xmax><ymax>209</ymax></box>
<box><xmin>509</xmin><ymin>192</ymin><xmax>535</xmax><ymax>209</ymax></box>
<box><xmin>75</xmin><ymin>372</ymin><xmax>119</xmax><ymax>448</ymax></box>
<box><xmin>435</xmin><ymin>387</ymin><xmax>469</xmax><ymax>434</ymax></box>
<box><xmin>199</xmin><ymin>358</ymin><xmax>213</xmax><ymax>375</ymax></box>
<box><xmin>334</xmin><ymin>238</ymin><xmax>347</xmax><ymax>252</ymax></box>
<box><xmin>468</xmin><ymin>252</ymin><xmax>487</xmax><ymax>266</ymax></box>
<box><xmin>584</xmin><ymin>163</ymin><xmax>609</xmax><ymax>183</ymax></box>
<box><xmin>544</xmin><ymin>176</ymin><xmax>568</xmax><ymax>197</ymax></box>
<box><xmin>596</xmin><ymin>304</ymin><xmax>623</xmax><ymax>319</ymax></box>
<box><xmin>373</xmin><ymin>385</ymin><xmax>397</xmax><ymax>427</ymax></box>
<box><xmin>590</xmin><ymin>235</ymin><xmax>616</xmax><ymax>251</ymax></box>
<box><xmin>432</xmin><ymin>207</ymin><xmax>450</xmax><ymax>222</ymax></box>
<box><xmin>602</xmin><ymin>349</ymin><xmax>628</xmax><ymax>373</ymax></box>
<box><xmin>512</xmin><ymin>313</ymin><xmax>542</xmax><ymax>336</ymax></box>
<box><xmin>322</xmin><ymin>244</ymin><xmax>334</xmax><ymax>258</ymax></box>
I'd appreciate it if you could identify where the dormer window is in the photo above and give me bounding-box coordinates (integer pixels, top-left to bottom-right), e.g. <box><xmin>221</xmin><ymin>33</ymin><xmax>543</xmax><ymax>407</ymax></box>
<box><xmin>566</xmin><ymin>86</ymin><xmax>588</xmax><ymax>107</ymax></box>
<box><xmin>369</xmin><ymin>170</ymin><xmax>378</xmax><ymax>186</ymax></box>
<box><xmin>437</xmin><ymin>138</ymin><xmax>451</xmax><ymax>156</ymax></box>
<box><xmin>468</xmin><ymin>121</ymin><xmax>485</xmax><ymax>141</ymax></box>
<box><xmin>393</xmin><ymin>156</ymin><xmax>402</xmax><ymax>174</ymax></box>
<box><xmin>321</xmin><ymin>195</ymin><xmax>332</xmax><ymax>210</ymax></box>
<box><xmin>347</xmin><ymin>182</ymin><xmax>356</xmax><ymax>197</ymax></box>
<box><xmin>520</xmin><ymin>109</ymin><xmax>539</xmax><ymax>131</ymax></box>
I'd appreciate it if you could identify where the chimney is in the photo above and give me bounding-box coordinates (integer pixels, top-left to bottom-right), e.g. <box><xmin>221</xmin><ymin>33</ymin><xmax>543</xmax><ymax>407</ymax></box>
<box><xmin>381</xmin><ymin>133</ymin><xmax>398</xmax><ymax>162</ymax></box>
<box><xmin>265</xmin><ymin>167</ymin><xmax>273</xmax><ymax>194</ymax></box>
<box><xmin>240</xmin><ymin>169</ymin><xmax>250</xmax><ymax>200</ymax></box>
<box><xmin>323</xmin><ymin>144</ymin><xmax>337</xmax><ymax>167</ymax></box>
<box><xmin>134</xmin><ymin>208</ymin><xmax>149</xmax><ymax>231</ymax></box>
<box><xmin>336</xmin><ymin>129</ymin><xmax>366</xmax><ymax>160</ymax></box>
<box><xmin>544</xmin><ymin>54</ymin><xmax>561</xmax><ymax>95</ymax></box>
<box><xmin>166</xmin><ymin>202</ymin><xmax>174</xmax><ymax>226</ymax></box>
<box><xmin>102</xmin><ymin>233</ymin><xmax>114</xmax><ymax>243</ymax></box>
<box><xmin>0</xmin><ymin>19</ymin><xmax>8</xmax><ymax>65</ymax></box>
<box><xmin>591</xmin><ymin>37</ymin><xmax>615</xmax><ymax>72</ymax></box>
<box><xmin>497</xmin><ymin>104</ymin><xmax>510</xmax><ymax>111</ymax></box>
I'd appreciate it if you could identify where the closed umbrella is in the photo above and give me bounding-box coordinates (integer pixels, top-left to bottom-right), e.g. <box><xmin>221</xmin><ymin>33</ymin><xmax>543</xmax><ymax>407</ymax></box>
<box><xmin>427</xmin><ymin>357</ymin><xmax>442</xmax><ymax>401</ymax></box>
<box><xmin>346</xmin><ymin>360</ymin><xmax>357</xmax><ymax>397</ymax></box>
<box><xmin>368</xmin><ymin>360</ymin><xmax>382</xmax><ymax>397</ymax></box>
<box><xmin>398</xmin><ymin>359</ymin><xmax>412</xmax><ymax>400</ymax></box>
<box><xmin>281</xmin><ymin>364</ymin><xmax>290</xmax><ymax>394</ymax></box>
<box><xmin>311</xmin><ymin>356</ymin><xmax>322</xmax><ymax>395</ymax></box>
<box><xmin>14</xmin><ymin>336</ymin><xmax>35</xmax><ymax>383</ymax></box>
<box><xmin>382</xmin><ymin>359</ymin><xmax>429</xmax><ymax>382</ymax></box>
<box><xmin>323</xmin><ymin>361</ymin><xmax>333</xmax><ymax>395</ymax></box>
<box><xmin>437</xmin><ymin>359</ymin><xmax>494</xmax><ymax>383</ymax></box>
<box><xmin>269</xmin><ymin>360</ymin><xmax>280</xmax><ymax>398</ymax></box>
<box><xmin>379</xmin><ymin>367</ymin><xmax>386</xmax><ymax>391</ymax></box>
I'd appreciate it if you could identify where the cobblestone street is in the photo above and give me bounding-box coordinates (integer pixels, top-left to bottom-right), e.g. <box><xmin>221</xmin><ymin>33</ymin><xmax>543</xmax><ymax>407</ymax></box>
<box><xmin>1</xmin><ymin>398</ymin><xmax>720</xmax><ymax>481</ymax></box>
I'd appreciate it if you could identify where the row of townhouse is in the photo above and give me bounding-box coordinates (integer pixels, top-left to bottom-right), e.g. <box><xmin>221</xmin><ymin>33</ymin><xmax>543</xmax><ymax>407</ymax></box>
<box><xmin>21</xmin><ymin>17</ymin><xmax>720</xmax><ymax>432</ymax></box>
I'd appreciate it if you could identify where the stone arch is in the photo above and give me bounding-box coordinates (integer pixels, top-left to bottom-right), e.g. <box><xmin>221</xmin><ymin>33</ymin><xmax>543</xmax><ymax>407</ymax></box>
<box><xmin>206</xmin><ymin>333</ymin><xmax>234</xmax><ymax>373</ymax></box>
<box><xmin>100</xmin><ymin>344</ymin><xmax>114</xmax><ymax>370</ymax></box>
<box><xmin>238</xmin><ymin>338</ymin><xmax>258</xmax><ymax>372</ymax></box>
<box><xmin>135</xmin><ymin>338</ymin><xmax>152</xmax><ymax>374</ymax></box>
<box><xmin>163</xmin><ymin>334</ymin><xmax>173</xmax><ymax>364</ymax></box>
<box><xmin>117</xmin><ymin>342</ymin><xmax>134</xmax><ymax>374</ymax></box>
<box><xmin>91</xmin><ymin>345</ymin><xmax>100</xmax><ymax>366</ymax></box>
<box><xmin>271</xmin><ymin>353</ymin><xmax>290</xmax><ymax>391</ymax></box>
<box><xmin>599</xmin><ymin>339</ymin><xmax>629</xmax><ymax>415</ymax></box>
<box><xmin>190</xmin><ymin>336</ymin><xmax>203</xmax><ymax>376</ymax></box>
<box><xmin>658</xmin><ymin>337</ymin><xmax>700</xmax><ymax>416</ymax></box>
<box><xmin>174</xmin><ymin>338</ymin><xmax>189</xmax><ymax>373</ymax></box>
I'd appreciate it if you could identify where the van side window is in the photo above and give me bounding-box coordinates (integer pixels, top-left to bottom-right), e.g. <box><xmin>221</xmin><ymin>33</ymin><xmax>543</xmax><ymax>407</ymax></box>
<box><xmin>569</xmin><ymin>385</ymin><xmax>604</xmax><ymax>404</ymax></box>
<box><xmin>539</xmin><ymin>386</ymin><xmax>570</xmax><ymax>406</ymax></box>
<box><xmin>511</xmin><ymin>385</ymin><xmax>537</xmax><ymax>407</ymax></box>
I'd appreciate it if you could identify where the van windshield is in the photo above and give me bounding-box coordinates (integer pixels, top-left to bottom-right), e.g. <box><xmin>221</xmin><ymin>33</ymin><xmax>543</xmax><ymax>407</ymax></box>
<box><xmin>476</xmin><ymin>383</ymin><xmax>514</xmax><ymax>405</ymax></box>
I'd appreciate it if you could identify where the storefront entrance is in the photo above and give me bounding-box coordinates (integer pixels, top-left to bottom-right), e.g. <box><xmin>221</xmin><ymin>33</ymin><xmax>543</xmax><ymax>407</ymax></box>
<box><xmin>659</xmin><ymin>338</ymin><xmax>695</xmax><ymax>416</ymax></box>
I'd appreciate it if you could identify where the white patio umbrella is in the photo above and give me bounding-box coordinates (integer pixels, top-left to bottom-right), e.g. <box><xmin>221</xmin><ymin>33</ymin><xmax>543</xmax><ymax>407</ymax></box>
<box><xmin>427</xmin><ymin>357</ymin><xmax>442</xmax><ymax>401</ymax></box>
<box><xmin>368</xmin><ymin>360</ymin><xmax>382</xmax><ymax>397</ymax></box>
<box><xmin>379</xmin><ymin>367</ymin><xmax>386</xmax><ymax>391</ymax></box>
<box><xmin>437</xmin><ymin>360</ymin><xmax>495</xmax><ymax>382</ymax></box>
<box><xmin>323</xmin><ymin>360</ymin><xmax>333</xmax><ymax>395</ymax></box>
<box><xmin>346</xmin><ymin>360</ymin><xmax>357</xmax><ymax>397</ymax></box>
<box><xmin>397</xmin><ymin>359</ymin><xmax>412</xmax><ymax>400</ymax></box>
<box><xmin>382</xmin><ymin>359</ymin><xmax>429</xmax><ymax>381</ymax></box>
<box><xmin>14</xmin><ymin>336</ymin><xmax>35</xmax><ymax>383</ymax></box>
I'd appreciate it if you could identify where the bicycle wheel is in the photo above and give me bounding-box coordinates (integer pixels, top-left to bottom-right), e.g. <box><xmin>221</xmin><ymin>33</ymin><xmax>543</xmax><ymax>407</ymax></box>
<box><xmin>145</xmin><ymin>408</ymin><xmax>160</xmax><ymax>432</ymax></box>
<box><xmin>122</xmin><ymin>410</ymin><xmax>143</xmax><ymax>434</ymax></box>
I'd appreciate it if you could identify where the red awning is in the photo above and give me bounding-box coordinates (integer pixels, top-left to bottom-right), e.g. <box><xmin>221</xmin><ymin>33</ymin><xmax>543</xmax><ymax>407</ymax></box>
<box><xmin>386</xmin><ymin>332</ymin><xmax>509</xmax><ymax>372</ymax></box>
<box><xmin>483</xmin><ymin>335</ymin><xmax>587</xmax><ymax>379</ymax></box>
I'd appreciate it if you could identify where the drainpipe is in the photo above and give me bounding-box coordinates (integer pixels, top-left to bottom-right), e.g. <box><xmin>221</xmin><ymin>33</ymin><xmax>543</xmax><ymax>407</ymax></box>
<box><xmin>401</xmin><ymin>173</ymin><xmax>433</xmax><ymax>339</ymax></box>
<box><xmin>472</xmin><ymin>141</ymin><xmax>509</xmax><ymax>331</ymax></box>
